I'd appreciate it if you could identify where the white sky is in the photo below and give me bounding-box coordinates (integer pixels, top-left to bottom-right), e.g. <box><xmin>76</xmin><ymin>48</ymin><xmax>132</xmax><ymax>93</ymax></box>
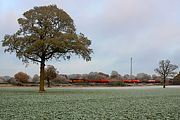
<box><xmin>0</xmin><ymin>0</ymin><xmax>180</xmax><ymax>77</ymax></box>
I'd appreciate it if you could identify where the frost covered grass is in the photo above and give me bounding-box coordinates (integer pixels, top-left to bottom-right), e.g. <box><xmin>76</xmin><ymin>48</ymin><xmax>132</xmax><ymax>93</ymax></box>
<box><xmin>1</xmin><ymin>87</ymin><xmax>180</xmax><ymax>120</ymax></box>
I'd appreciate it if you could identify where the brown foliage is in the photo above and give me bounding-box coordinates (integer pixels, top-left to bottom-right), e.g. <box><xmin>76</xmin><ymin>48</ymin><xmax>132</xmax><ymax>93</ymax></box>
<box><xmin>14</xmin><ymin>72</ymin><xmax>29</xmax><ymax>83</ymax></box>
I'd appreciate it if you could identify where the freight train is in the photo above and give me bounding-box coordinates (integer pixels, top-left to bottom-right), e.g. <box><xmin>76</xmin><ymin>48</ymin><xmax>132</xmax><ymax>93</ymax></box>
<box><xmin>70</xmin><ymin>79</ymin><xmax>161</xmax><ymax>84</ymax></box>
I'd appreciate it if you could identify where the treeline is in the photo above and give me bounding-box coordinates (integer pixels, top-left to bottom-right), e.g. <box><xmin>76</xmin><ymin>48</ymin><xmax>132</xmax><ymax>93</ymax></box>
<box><xmin>1</xmin><ymin>65</ymin><xmax>180</xmax><ymax>86</ymax></box>
<box><xmin>0</xmin><ymin>70</ymin><xmax>160</xmax><ymax>84</ymax></box>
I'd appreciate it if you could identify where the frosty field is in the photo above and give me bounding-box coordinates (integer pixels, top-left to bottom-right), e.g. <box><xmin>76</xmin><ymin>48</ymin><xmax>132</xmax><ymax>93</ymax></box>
<box><xmin>0</xmin><ymin>87</ymin><xmax>180</xmax><ymax>120</ymax></box>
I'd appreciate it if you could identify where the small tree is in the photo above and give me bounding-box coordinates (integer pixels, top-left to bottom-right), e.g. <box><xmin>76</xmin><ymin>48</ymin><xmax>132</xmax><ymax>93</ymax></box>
<box><xmin>136</xmin><ymin>73</ymin><xmax>151</xmax><ymax>80</ymax></box>
<box><xmin>154</xmin><ymin>59</ymin><xmax>178</xmax><ymax>88</ymax></box>
<box><xmin>32</xmin><ymin>74</ymin><xmax>39</xmax><ymax>83</ymax></box>
<box><xmin>87</xmin><ymin>72</ymin><xmax>108</xmax><ymax>80</ymax></box>
<box><xmin>2</xmin><ymin>5</ymin><xmax>92</xmax><ymax>92</ymax></box>
<box><xmin>45</xmin><ymin>65</ymin><xmax>58</xmax><ymax>87</ymax></box>
<box><xmin>14</xmin><ymin>72</ymin><xmax>29</xmax><ymax>83</ymax></box>
<box><xmin>110</xmin><ymin>71</ymin><xmax>119</xmax><ymax>79</ymax></box>
<box><xmin>151</xmin><ymin>74</ymin><xmax>160</xmax><ymax>80</ymax></box>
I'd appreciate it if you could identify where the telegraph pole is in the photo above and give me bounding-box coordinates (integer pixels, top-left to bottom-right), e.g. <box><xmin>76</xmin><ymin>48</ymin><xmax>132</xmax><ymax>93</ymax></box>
<box><xmin>130</xmin><ymin>57</ymin><xmax>132</xmax><ymax>80</ymax></box>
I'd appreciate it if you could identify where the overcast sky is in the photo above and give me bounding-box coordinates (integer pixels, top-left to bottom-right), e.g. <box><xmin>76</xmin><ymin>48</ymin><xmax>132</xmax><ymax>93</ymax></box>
<box><xmin>1</xmin><ymin>0</ymin><xmax>180</xmax><ymax>77</ymax></box>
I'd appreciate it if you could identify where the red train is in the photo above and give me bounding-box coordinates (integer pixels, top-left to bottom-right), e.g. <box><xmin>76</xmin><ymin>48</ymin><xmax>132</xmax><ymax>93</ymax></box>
<box><xmin>70</xmin><ymin>79</ymin><xmax>111</xmax><ymax>83</ymax></box>
<box><xmin>70</xmin><ymin>79</ymin><xmax>161</xmax><ymax>84</ymax></box>
<box><xmin>122</xmin><ymin>80</ymin><xmax>141</xmax><ymax>83</ymax></box>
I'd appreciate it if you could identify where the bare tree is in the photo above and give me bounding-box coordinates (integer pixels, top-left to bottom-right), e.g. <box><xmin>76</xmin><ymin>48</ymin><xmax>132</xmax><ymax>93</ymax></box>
<box><xmin>154</xmin><ymin>60</ymin><xmax>178</xmax><ymax>88</ymax></box>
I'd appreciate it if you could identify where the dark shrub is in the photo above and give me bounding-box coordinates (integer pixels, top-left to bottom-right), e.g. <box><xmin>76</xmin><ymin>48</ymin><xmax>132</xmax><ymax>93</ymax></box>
<box><xmin>108</xmin><ymin>81</ymin><xmax>126</xmax><ymax>86</ymax></box>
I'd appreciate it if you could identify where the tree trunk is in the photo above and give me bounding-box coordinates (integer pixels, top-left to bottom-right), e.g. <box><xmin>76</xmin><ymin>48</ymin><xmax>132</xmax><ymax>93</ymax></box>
<box><xmin>163</xmin><ymin>77</ymin><xmax>166</xmax><ymax>88</ymax></box>
<box><xmin>47</xmin><ymin>79</ymin><xmax>50</xmax><ymax>87</ymax></box>
<box><xmin>39</xmin><ymin>61</ymin><xmax>45</xmax><ymax>92</ymax></box>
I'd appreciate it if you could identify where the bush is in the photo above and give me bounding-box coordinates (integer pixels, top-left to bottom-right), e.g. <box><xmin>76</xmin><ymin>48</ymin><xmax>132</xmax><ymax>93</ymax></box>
<box><xmin>14</xmin><ymin>72</ymin><xmax>29</xmax><ymax>83</ymax></box>
<box><xmin>108</xmin><ymin>81</ymin><xmax>126</xmax><ymax>86</ymax></box>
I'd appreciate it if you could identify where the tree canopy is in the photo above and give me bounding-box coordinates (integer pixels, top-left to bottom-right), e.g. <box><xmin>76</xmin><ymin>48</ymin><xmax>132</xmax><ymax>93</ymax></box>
<box><xmin>14</xmin><ymin>72</ymin><xmax>29</xmax><ymax>83</ymax></box>
<box><xmin>2</xmin><ymin>5</ymin><xmax>93</xmax><ymax>91</ymax></box>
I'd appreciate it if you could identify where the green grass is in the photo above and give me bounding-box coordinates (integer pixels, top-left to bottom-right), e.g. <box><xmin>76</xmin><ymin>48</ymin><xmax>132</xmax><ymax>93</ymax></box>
<box><xmin>0</xmin><ymin>87</ymin><xmax>180</xmax><ymax>120</ymax></box>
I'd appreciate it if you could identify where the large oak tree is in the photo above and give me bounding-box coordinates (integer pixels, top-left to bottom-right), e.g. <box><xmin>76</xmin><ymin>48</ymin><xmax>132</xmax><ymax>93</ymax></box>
<box><xmin>2</xmin><ymin>5</ymin><xmax>92</xmax><ymax>92</ymax></box>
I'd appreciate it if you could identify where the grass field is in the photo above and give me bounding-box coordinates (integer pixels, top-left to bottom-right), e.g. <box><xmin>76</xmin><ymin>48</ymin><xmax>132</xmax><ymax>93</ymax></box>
<box><xmin>0</xmin><ymin>87</ymin><xmax>180</xmax><ymax>120</ymax></box>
